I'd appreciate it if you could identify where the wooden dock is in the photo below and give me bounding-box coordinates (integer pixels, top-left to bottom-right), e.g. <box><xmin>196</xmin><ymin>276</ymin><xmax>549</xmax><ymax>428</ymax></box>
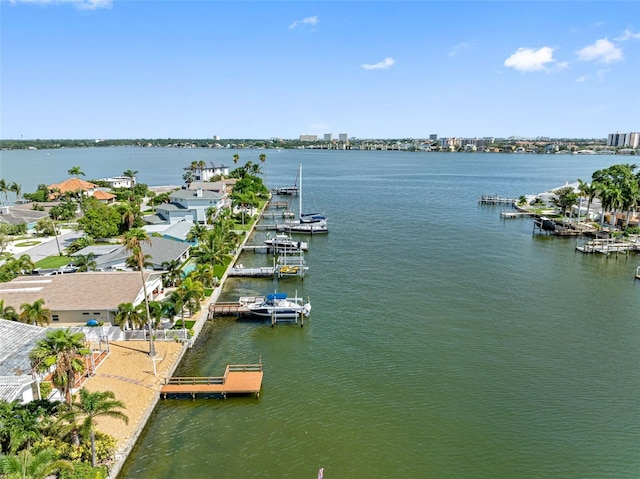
<box><xmin>576</xmin><ymin>239</ymin><xmax>638</xmax><ymax>255</ymax></box>
<box><xmin>478</xmin><ymin>195</ymin><xmax>516</xmax><ymax>205</ymax></box>
<box><xmin>228</xmin><ymin>266</ymin><xmax>275</xmax><ymax>277</ymax></box>
<box><xmin>161</xmin><ymin>363</ymin><xmax>263</xmax><ymax>399</ymax></box>
<box><xmin>501</xmin><ymin>210</ymin><xmax>535</xmax><ymax>218</ymax></box>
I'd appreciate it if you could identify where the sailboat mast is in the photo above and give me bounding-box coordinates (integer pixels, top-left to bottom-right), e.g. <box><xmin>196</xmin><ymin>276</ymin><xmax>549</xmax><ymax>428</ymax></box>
<box><xmin>298</xmin><ymin>162</ymin><xmax>302</xmax><ymax>217</ymax></box>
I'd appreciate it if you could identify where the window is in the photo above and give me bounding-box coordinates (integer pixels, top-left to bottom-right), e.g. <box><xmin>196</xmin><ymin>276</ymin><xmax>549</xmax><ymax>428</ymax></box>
<box><xmin>52</xmin><ymin>315</ymin><xmax>59</xmax><ymax>322</ymax></box>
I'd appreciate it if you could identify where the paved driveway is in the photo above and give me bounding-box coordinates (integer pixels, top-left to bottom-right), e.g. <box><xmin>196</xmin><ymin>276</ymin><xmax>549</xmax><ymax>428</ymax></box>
<box><xmin>7</xmin><ymin>230</ymin><xmax>85</xmax><ymax>263</ymax></box>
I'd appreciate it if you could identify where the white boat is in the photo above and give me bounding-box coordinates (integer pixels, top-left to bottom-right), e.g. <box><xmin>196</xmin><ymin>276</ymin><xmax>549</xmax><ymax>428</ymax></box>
<box><xmin>264</xmin><ymin>233</ymin><xmax>308</xmax><ymax>252</ymax></box>
<box><xmin>285</xmin><ymin>220</ymin><xmax>328</xmax><ymax>234</ymax></box>
<box><xmin>238</xmin><ymin>293</ymin><xmax>311</xmax><ymax>320</ymax></box>
<box><xmin>284</xmin><ymin>163</ymin><xmax>329</xmax><ymax>234</ymax></box>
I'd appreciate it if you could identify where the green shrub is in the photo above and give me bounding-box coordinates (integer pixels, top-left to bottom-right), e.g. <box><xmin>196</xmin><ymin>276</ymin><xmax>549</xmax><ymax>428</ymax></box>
<box><xmin>39</xmin><ymin>381</ymin><xmax>53</xmax><ymax>399</ymax></box>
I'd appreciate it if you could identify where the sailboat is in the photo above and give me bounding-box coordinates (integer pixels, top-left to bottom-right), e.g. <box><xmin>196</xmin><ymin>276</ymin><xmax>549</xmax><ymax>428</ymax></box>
<box><xmin>285</xmin><ymin>163</ymin><xmax>328</xmax><ymax>234</ymax></box>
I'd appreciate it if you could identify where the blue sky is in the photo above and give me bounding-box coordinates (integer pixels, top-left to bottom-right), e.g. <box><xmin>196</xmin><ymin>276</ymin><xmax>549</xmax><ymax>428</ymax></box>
<box><xmin>1</xmin><ymin>0</ymin><xmax>639</xmax><ymax>140</ymax></box>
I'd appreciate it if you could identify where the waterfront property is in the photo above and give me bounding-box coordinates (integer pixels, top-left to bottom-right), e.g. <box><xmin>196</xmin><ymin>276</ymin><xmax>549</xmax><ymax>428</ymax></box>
<box><xmin>0</xmin><ymin>271</ymin><xmax>164</xmax><ymax>326</ymax></box>
<box><xmin>144</xmin><ymin>188</ymin><xmax>227</xmax><ymax>225</ymax></box>
<box><xmin>73</xmin><ymin>236</ymin><xmax>190</xmax><ymax>271</ymax></box>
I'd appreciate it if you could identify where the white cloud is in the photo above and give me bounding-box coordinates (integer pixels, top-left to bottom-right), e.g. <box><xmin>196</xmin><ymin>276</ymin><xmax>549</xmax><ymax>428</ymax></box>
<box><xmin>361</xmin><ymin>57</ymin><xmax>396</xmax><ymax>70</ymax></box>
<box><xmin>289</xmin><ymin>16</ymin><xmax>318</xmax><ymax>30</ymax></box>
<box><xmin>615</xmin><ymin>28</ymin><xmax>640</xmax><ymax>41</ymax></box>
<box><xmin>9</xmin><ymin>0</ymin><xmax>112</xmax><ymax>8</ymax></box>
<box><xmin>448</xmin><ymin>42</ymin><xmax>471</xmax><ymax>57</ymax></box>
<box><xmin>576</xmin><ymin>38</ymin><xmax>623</xmax><ymax>63</ymax></box>
<box><xmin>596</xmin><ymin>68</ymin><xmax>610</xmax><ymax>81</ymax></box>
<box><xmin>503</xmin><ymin>46</ymin><xmax>560</xmax><ymax>72</ymax></box>
<box><xmin>576</xmin><ymin>75</ymin><xmax>587</xmax><ymax>83</ymax></box>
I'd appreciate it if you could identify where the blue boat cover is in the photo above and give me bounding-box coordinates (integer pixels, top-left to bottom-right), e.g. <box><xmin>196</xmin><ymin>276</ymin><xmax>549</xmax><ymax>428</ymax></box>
<box><xmin>266</xmin><ymin>293</ymin><xmax>287</xmax><ymax>300</ymax></box>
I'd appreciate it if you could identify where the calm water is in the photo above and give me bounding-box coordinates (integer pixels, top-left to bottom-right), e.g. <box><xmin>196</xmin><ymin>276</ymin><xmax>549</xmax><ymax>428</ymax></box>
<box><xmin>2</xmin><ymin>148</ymin><xmax>639</xmax><ymax>478</ymax></box>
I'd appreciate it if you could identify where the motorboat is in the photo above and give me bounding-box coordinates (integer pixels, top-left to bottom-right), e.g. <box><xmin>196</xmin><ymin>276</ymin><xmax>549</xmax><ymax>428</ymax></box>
<box><xmin>264</xmin><ymin>233</ymin><xmax>308</xmax><ymax>252</ymax></box>
<box><xmin>239</xmin><ymin>293</ymin><xmax>311</xmax><ymax>320</ymax></box>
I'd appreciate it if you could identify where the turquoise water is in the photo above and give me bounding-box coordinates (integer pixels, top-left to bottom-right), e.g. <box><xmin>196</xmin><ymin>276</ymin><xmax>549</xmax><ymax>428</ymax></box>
<box><xmin>180</xmin><ymin>258</ymin><xmax>197</xmax><ymax>277</ymax></box>
<box><xmin>2</xmin><ymin>148</ymin><xmax>639</xmax><ymax>478</ymax></box>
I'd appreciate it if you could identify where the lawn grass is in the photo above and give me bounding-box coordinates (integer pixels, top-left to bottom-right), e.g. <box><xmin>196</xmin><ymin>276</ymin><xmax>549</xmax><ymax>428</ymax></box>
<box><xmin>35</xmin><ymin>256</ymin><xmax>72</xmax><ymax>269</ymax></box>
<box><xmin>171</xmin><ymin>320</ymin><xmax>195</xmax><ymax>330</ymax></box>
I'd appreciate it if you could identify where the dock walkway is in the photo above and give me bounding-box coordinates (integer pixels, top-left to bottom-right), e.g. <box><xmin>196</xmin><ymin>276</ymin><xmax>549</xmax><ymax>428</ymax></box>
<box><xmin>161</xmin><ymin>363</ymin><xmax>263</xmax><ymax>399</ymax></box>
<box><xmin>478</xmin><ymin>195</ymin><xmax>516</xmax><ymax>205</ymax></box>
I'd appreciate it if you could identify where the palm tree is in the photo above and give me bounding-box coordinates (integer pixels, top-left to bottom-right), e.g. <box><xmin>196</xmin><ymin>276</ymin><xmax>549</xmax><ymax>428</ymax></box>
<box><xmin>195</xmin><ymin>228</ymin><xmax>230</xmax><ymax>269</ymax></box>
<box><xmin>72</xmin><ymin>253</ymin><xmax>97</xmax><ymax>272</ymax></box>
<box><xmin>190</xmin><ymin>263</ymin><xmax>216</xmax><ymax>289</ymax></box>
<box><xmin>0</xmin><ymin>178</ymin><xmax>8</xmax><ymax>205</ymax></box>
<box><xmin>122</xmin><ymin>169</ymin><xmax>138</xmax><ymax>190</ymax></box>
<box><xmin>114</xmin><ymin>302</ymin><xmax>142</xmax><ymax>331</ymax></box>
<box><xmin>19</xmin><ymin>299</ymin><xmax>52</xmax><ymax>327</ymax></box>
<box><xmin>7</xmin><ymin>407</ymin><xmax>42</xmax><ymax>454</ymax></box>
<box><xmin>9</xmin><ymin>181</ymin><xmax>22</xmax><ymax>201</ymax></box>
<box><xmin>29</xmin><ymin>328</ymin><xmax>89</xmax><ymax>405</ymax></box>
<box><xmin>118</xmin><ymin>202</ymin><xmax>137</xmax><ymax>231</ymax></box>
<box><xmin>177</xmin><ymin>277</ymin><xmax>203</xmax><ymax>324</ymax></box>
<box><xmin>61</xmin><ymin>388</ymin><xmax>128</xmax><ymax>467</ymax></box>
<box><xmin>182</xmin><ymin>170</ymin><xmax>195</xmax><ymax>185</ymax></box>
<box><xmin>259</xmin><ymin>153</ymin><xmax>267</xmax><ymax>186</ymax></box>
<box><xmin>122</xmin><ymin>228</ymin><xmax>156</xmax><ymax>357</ymax></box>
<box><xmin>163</xmin><ymin>291</ymin><xmax>184</xmax><ymax>328</ymax></box>
<box><xmin>186</xmin><ymin>223</ymin><xmax>207</xmax><ymax>243</ymax></box>
<box><xmin>232</xmin><ymin>153</ymin><xmax>240</xmax><ymax>165</ymax></box>
<box><xmin>0</xmin><ymin>448</ymin><xmax>72</xmax><ymax>479</ymax></box>
<box><xmin>0</xmin><ymin>299</ymin><xmax>18</xmax><ymax>321</ymax></box>
<box><xmin>161</xmin><ymin>259</ymin><xmax>182</xmax><ymax>288</ymax></box>
<box><xmin>67</xmin><ymin>166</ymin><xmax>85</xmax><ymax>178</ymax></box>
<box><xmin>147</xmin><ymin>300</ymin><xmax>164</xmax><ymax>329</ymax></box>
<box><xmin>577</xmin><ymin>179</ymin><xmax>598</xmax><ymax>222</ymax></box>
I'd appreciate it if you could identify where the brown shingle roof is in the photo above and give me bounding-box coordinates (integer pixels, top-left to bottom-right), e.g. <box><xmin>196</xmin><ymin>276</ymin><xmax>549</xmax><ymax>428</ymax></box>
<box><xmin>0</xmin><ymin>272</ymin><xmax>154</xmax><ymax>312</ymax></box>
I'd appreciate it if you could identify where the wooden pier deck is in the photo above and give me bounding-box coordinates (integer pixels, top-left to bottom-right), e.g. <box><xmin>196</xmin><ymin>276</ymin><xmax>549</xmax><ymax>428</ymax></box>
<box><xmin>501</xmin><ymin>210</ymin><xmax>535</xmax><ymax>218</ymax></box>
<box><xmin>478</xmin><ymin>195</ymin><xmax>516</xmax><ymax>205</ymax></box>
<box><xmin>161</xmin><ymin>364</ymin><xmax>263</xmax><ymax>399</ymax></box>
<box><xmin>576</xmin><ymin>239</ymin><xmax>639</xmax><ymax>255</ymax></box>
<box><xmin>228</xmin><ymin>266</ymin><xmax>275</xmax><ymax>277</ymax></box>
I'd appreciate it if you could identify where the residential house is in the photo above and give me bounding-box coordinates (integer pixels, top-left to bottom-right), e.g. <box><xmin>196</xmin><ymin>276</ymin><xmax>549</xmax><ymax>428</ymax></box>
<box><xmin>92</xmin><ymin>189</ymin><xmax>117</xmax><ymax>204</ymax></box>
<box><xmin>73</xmin><ymin>236</ymin><xmax>190</xmax><ymax>271</ymax></box>
<box><xmin>183</xmin><ymin>162</ymin><xmax>229</xmax><ymax>182</ymax></box>
<box><xmin>0</xmin><ymin>321</ymin><xmax>48</xmax><ymax>403</ymax></box>
<box><xmin>98</xmin><ymin>176</ymin><xmax>136</xmax><ymax>189</ymax></box>
<box><xmin>146</xmin><ymin>188</ymin><xmax>226</xmax><ymax>225</ymax></box>
<box><xmin>0</xmin><ymin>271</ymin><xmax>164</xmax><ymax>327</ymax></box>
<box><xmin>48</xmin><ymin>178</ymin><xmax>98</xmax><ymax>199</ymax></box>
<box><xmin>0</xmin><ymin>204</ymin><xmax>49</xmax><ymax>230</ymax></box>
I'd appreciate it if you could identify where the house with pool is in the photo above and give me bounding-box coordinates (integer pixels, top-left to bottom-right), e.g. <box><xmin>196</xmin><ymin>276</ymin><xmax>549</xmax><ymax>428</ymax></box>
<box><xmin>145</xmin><ymin>187</ymin><xmax>227</xmax><ymax>226</ymax></box>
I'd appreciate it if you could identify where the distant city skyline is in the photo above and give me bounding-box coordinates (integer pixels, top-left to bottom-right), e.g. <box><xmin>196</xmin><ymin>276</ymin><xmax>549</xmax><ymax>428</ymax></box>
<box><xmin>1</xmin><ymin>1</ymin><xmax>639</xmax><ymax>140</ymax></box>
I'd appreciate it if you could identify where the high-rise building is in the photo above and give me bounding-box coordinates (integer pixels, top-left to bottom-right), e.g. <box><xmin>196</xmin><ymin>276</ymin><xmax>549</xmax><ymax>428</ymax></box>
<box><xmin>607</xmin><ymin>131</ymin><xmax>640</xmax><ymax>148</ymax></box>
<box><xmin>299</xmin><ymin>135</ymin><xmax>318</xmax><ymax>142</ymax></box>
<box><xmin>338</xmin><ymin>133</ymin><xmax>348</xmax><ymax>142</ymax></box>
<box><xmin>324</xmin><ymin>133</ymin><xmax>333</xmax><ymax>141</ymax></box>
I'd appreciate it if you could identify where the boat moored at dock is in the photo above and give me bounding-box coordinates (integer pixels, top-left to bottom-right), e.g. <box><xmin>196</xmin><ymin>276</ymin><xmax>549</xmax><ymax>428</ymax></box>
<box><xmin>238</xmin><ymin>293</ymin><xmax>311</xmax><ymax>322</ymax></box>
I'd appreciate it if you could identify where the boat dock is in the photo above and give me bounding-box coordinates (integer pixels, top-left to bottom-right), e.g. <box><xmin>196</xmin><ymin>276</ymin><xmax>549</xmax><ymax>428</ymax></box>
<box><xmin>576</xmin><ymin>239</ymin><xmax>639</xmax><ymax>255</ymax></box>
<box><xmin>478</xmin><ymin>195</ymin><xmax>516</xmax><ymax>205</ymax></box>
<box><xmin>501</xmin><ymin>210</ymin><xmax>535</xmax><ymax>218</ymax></box>
<box><xmin>228</xmin><ymin>266</ymin><xmax>275</xmax><ymax>277</ymax></box>
<box><xmin>160</xmin><ymin>363</ymin><xmax>263</xmax><ymax>399</ymax></box>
